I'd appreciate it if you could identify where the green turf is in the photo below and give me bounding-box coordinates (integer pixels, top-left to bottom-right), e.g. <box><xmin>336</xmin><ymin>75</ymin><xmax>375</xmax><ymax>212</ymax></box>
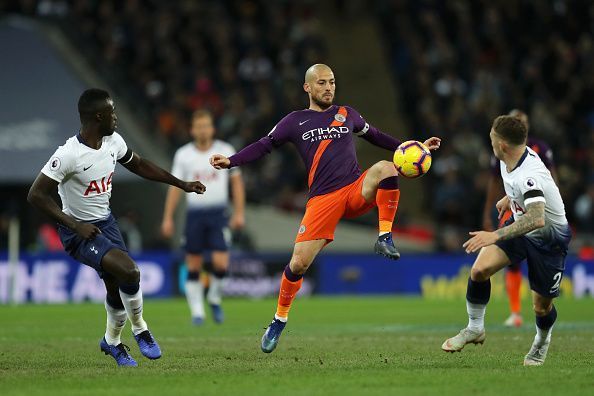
<box><xmin>1</xmin><ymin>296</ymin><xmax>593</xmax><ymax>396</ymax></box>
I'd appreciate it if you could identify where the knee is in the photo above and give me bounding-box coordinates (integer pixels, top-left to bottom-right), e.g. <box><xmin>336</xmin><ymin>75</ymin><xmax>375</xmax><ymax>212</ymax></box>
<box><xmin>533</xmin><ymin>302</ymin><xmax>553</xmax><ymax>317</ymax></box>
<box><xmin>470</xmin><ymin>266</ymin><xmax>491</xmax><ymax>282</ymax></box>
<box><xmin>290</xmin><ymin>254</ymin><xmax>311</xmax><ymax>275</ymax></box>
<box><xmin>121</xmin><ymin>262</ymin><xmax>140</xmax><ymax>284</ymax></box>
<box><xmin>377</xmin><ymin>160</ymin><xmax>398</xmax><ymax>178</ymax></box>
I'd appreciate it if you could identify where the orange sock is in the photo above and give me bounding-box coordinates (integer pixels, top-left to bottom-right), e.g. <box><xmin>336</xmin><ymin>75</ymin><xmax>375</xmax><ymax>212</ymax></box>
<box><xmin>376</xmin><ymin>179</ymin><xmax>400</xmax><ymax>234</ymax></box>
<box><xmin>275</xmin><ymin>271</ymin><xmax>303</xmax><ymax>320</ymax></box>
<box><xmin>506</xmin><ymin>269</ymin><xmax>522</xmax><ymax>314</ymax></box>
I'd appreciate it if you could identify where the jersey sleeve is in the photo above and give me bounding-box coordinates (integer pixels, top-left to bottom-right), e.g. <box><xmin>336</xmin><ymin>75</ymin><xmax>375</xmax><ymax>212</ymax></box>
<box><xmin>346</xmin><ymin>106</ymin><xmax>401</xmax><ymax>151</ymax></box>
<box><xmin>41</xmin><ymin>145</ymin><xmax>76</xmax><ymax>183</ymax></box>
<box><xmin>113</xmin><ymin>132</ymin><xmax>133</xmax><ymax>164</ymax></box>
<box><xmin>170</xmin><ymin>149</ymin><xmax>186</xmax><ymax>180</ymax></box>
<box><xmin>518</xmin><ymin>172</ymin><xmax>546</xmax><ymax>206</ymax></box>
<box><xmin>224</xmin><ymin>144</ymin><xmax>241</xmax><ymax>176</ymax></box>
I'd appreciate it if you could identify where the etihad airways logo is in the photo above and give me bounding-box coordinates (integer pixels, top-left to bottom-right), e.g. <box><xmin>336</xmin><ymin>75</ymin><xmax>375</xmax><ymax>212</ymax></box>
<box><xmin>302</xmin><ymin>126</ymin><xmax>350</xmax><ymax>142</ymax></box>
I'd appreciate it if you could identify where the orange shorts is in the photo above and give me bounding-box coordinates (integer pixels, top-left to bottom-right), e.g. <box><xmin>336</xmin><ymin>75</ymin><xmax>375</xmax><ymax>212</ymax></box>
<box><xmin>295</xmin><ymin>170</ymin><xmax>376</xmax><ymax>244</ymax></box>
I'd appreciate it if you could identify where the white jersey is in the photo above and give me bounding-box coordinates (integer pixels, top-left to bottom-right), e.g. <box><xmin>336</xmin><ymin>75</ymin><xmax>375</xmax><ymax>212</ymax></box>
<box><xmin>500</xmin><ymin>146</ymin><xmax>568</xmax><ymax>245</ymax></box>
<box><xmin>171</xmin><ymin>140</ymin><xmax>239</xmax><ymax>209</ymax></box>
<box><xmin>41</xmin><ymin>132</ymin><xmax>132</xmax><ymax>221</ymax></box>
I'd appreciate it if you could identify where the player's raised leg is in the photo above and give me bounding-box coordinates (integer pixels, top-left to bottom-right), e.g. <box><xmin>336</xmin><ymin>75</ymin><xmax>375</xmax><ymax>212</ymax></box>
<box><xmin>261</xmin><ymin>239</ymin><xmax>326</xmax><ymax>353</ymax></box>
<box><xmin>524</xmin><ymin>292</ymin><xmax>557</xmax><ymax>366</ymax></box>
<box><xmin>442</xmin><ymin>245</ymin><xmax>510</xmax><ymax>352</ymax></box>
<box><xmin>361</xmin><ymin>160</ymin><xmax>401</xmax><ymax>259</ymax></box>
<box><xmin>99</xmin><ymin>273</ymin><xmax>137</xmax><ymax>366</ymax></box>
<box><xmin>185</xmin><ymin>253</ymin><xmax>206</xmax><ymax>325</ymax></box>
<box><xmin>101</xmin><ymin>249</ymin><xmax>161</xmax><ymax>359</ymax></box>
<box><xmin>207</xmin><ymin>251</ymin><xmax>228</xmax><ymax>324</ymax></box>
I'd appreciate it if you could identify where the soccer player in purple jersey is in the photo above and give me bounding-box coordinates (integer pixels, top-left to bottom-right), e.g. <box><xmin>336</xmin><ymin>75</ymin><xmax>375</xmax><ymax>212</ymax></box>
<box><xmin>210</xmin><ymin>64</ymin><xmax>441</xmax><ymax>353</ymax></box>
<box><xmin>482</xmin><ymin>109</ymin><xmax>557</xmax><ymax>328</ymax></box>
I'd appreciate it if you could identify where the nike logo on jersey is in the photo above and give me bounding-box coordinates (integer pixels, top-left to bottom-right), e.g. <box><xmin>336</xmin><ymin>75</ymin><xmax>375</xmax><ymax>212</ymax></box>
<box><xmin>299</xmin><ymin>119</ymin><xmax>311</xmax><ymax>126</ymax></box>
<box><xmin>83</xmin><ymin>164</ymin><xmax>93</xmax><ymax>171</ymax></box>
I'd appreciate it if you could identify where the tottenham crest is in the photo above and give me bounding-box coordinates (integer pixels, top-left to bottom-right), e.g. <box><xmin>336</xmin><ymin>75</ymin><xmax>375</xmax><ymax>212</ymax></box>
<box><xmin>334</xmin><ymin>113</ymin><xmax>346</xmax><ymax>123</ymax></box>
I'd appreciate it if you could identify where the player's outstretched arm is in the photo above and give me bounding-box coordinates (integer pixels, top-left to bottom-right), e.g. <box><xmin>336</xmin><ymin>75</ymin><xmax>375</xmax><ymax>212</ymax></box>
<box><xmin>463</xmin><ymin>201</ymin><xmax>545</xmax><ymax>253</ymax></box>
<box><xmin>210</xmin><ymin>154</ymin><xmax>231</xmax><ymax>169</ymax></box>
<box><xmin>122</xmin><ymin>152</ymin><xmax>206</xmax><ymax>194</ymax></box>
<box><xmin>27</xmin><ymin>173</ymin><xmax>101</xmax><ymax>239</ymax></box>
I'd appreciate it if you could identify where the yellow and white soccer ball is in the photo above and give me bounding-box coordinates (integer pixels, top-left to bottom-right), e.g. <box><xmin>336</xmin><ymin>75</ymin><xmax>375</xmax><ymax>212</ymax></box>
<box><xmin>393</xmin><ymin>140</ymin><xmax>432</xmax><ymax>178</ymax></box>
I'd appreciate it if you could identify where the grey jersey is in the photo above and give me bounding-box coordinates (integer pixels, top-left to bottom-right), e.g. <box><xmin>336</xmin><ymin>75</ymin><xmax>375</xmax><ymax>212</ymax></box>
<box><xmin>500</xmin><ymin>147</ymin><xmax>568</xmax><ymax>246</ymax></box>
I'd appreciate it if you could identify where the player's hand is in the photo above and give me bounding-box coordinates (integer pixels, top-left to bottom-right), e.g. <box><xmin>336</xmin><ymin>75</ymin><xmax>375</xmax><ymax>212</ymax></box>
<box><xmin>210</xmin><ymin>154</ymin><xmax>231</xmax><ymax>169</ymax></box>
<box><xmin>496</xmin><ymin>196</ymin><xmax>510</xmax><ymax>219</ymax></box>
<box><xmin>181</xmin><ymin>181</ymin><xmax>206</xmax><ymax>194</ymax></box>
<box><xmin>462</xmin><ymin>231</ymin><xmax>499</xmax><ymax>254</ymax></box>
<box><xmin>73</xmin><ymin>222</ymin><xmax>101</xmax><ymax>240</ymax></box>
<box><xmin>229</xmin><ymin>213</ymin><xmax>245</xmax><ymax>230</ymax></box>
<box><xmin>161</xmin><ymin>217</ymin><xmax>175</xmax><ymax>238</ymax></box>
<box><xmin>423</xmin><ymin>137</ymin><xmax>441</xmax><ymax>151</ymax></box>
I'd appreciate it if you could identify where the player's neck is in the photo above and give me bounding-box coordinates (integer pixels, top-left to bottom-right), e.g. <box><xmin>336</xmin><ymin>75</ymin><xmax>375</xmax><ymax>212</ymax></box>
<box><xmin>79</xmin><ymin>127</ymin><xmax>103</xmax><ymax>150</ymax></box>
<box><xmin>194</xmin><ymin>140</ymin><xmax>213</xmax><ymax>151</ymax></box>
<box><xmin>504</xmin><ymin>146</ymin><xmax>527</xmax><ymax>172</ymax></box>
<box><xmin>308</xmin><ymin>102</ymin><xmax>333</xmax><ymax>112</ymax></box>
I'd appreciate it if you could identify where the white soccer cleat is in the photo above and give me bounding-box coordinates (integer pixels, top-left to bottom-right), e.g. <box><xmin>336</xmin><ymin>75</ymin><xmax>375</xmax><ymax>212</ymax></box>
<box><xmin>442</xmin><ymin>328</ymin><xmax>486</xmax><ymax>353</ymax></box>
<box><xmin>504</xmin><ymin>313</ymin><xmax>523</xmax><ymax>328</ymax></box>
<box><xmin>523</xmin><ymin>340</ymin><xmax>550</xmax><ymax>366</ymax></box>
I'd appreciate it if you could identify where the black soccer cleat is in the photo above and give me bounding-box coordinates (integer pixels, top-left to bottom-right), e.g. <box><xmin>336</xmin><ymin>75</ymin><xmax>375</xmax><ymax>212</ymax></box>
<box><xmin>374</xmin><ymin>233</ymin><xmax>401</xmax><ymax>260</ymax></box>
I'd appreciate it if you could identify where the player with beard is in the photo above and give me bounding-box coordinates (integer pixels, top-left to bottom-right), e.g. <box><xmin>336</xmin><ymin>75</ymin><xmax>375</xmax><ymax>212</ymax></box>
<box><xmin>210</xmin><ymin>64</ymin><xmax>441</xmax><ymax>353</ymax></box>
<box><xmin>28</xmin><ymin>89</ymin><xmax>206</xmax><ymax>366</ymax></box>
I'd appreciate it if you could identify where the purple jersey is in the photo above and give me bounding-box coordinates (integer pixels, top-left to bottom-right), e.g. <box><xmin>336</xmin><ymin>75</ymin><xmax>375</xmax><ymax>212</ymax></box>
<box><xmin>228</xmin><ymin>105</ymin><xmax>401</xmax><ymax>198</ymax></box>
<box><xmin>490</xmin><ymin>137</ymin><xmax>555</xmax><ymax>176</ymax></box>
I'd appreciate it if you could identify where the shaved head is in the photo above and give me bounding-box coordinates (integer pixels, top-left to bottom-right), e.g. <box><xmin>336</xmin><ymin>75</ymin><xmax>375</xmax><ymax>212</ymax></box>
<box><xmin>305</xmin><ymin>64</ymin><xmax>334</xmax><ymax>83</ymax></box>
<box><xmin>304</xmin><ymin>64</ymin><xmax>335</xmax><ymax>110</ymax></box>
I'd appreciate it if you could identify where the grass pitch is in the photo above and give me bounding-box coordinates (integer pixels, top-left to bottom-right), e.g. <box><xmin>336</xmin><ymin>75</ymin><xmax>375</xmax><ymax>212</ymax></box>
<box><xmin>1</xmin><ymin>296</ymin><xmax>593</xmax><ymax>396</ymax></box>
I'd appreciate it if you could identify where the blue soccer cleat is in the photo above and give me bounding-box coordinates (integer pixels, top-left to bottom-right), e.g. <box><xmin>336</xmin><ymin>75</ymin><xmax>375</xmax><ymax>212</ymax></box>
<box><xmin>210</xmin><ymin>304</ymin><xmax>224</xmax><ymax>324</ymax></box>
<box><xmin>192</xmin><ymin>316</ymin><xmax>204</xmax><ymax>326</ymax></box>
<box><xmin>99</xmin><ymin>338</ymin><xmax>137</xmax><ymax>367</ymax></box>
<box><xmin>261</xmin><ymin>318</ymin><xmax>287</xmax><ymax>353</ymax></box>
<box><xmin>374</xmin><ymin>233</ymin><xmax>401</xmax><ymax>260</ymax></box>
<box><xmin>133</xmin><ymin>330</ymin><xmax>162</xmax><ymax>359</ymax></box>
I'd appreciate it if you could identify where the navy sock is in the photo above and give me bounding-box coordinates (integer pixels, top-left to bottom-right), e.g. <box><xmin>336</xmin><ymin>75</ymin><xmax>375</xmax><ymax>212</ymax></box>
<box><xmin>536</xmin><ymin>305</ymin><xmax>557</xmax><ymax>330</ymax></box>
<box><xmin>187</xmin><ymin>270</ymin><xmax>200</xmax><ymax>281</ymax></box>
<box><xmin>466</xmin><ymin>277</ymin><xmax>491</xmax><ymax>305</ymax></box>
<box><xmin>212</xmin><ymin>269</ymin><xmax>228</xmax><ymax>279</ymax></box>
<box><xmin>284</xmin><ymin>264</ymin><xmax>303</xmax><ymax>282</ymax></box>
<box><xmin>378</xmin><ymin>176</ymin><xmax>399</xmax><ymax>190</ymax></box>
<box><xmin>119</xmin><ymin>282</ymin><xmax>140</xmax><ymax>295</ymax></box>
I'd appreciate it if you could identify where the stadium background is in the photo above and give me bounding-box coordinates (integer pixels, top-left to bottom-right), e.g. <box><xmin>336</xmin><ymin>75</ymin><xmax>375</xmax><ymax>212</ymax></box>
<box><xmin>1</xmin><ymin>1</ymin><xmax>594</xmax><ymax>395</ymax></box>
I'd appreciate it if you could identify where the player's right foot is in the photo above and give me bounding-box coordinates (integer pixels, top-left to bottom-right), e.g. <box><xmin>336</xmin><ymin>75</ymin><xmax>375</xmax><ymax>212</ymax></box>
<box><xmin>261</xmin><ymin>318</ymin><xmax>286</xmax><ymax>353</ymax></box>
<box><xmin>192</xmin><ymin>316</ymin><xmax>205</xmax><ymax>326</ymax></box>
<box><xmin>133</xmin><ymin>330</ymin><xmax>162</xmax><ymax>359</ymax></box>
<box><xmin>374</xmin><ymin>233</ymin><xmax>401</xmax><ymax>260</ymax></box>
<box><xmin>523</xmin><ymin>340</ymin><xmax>550</xmax><ymax>366</ymax></box>
<box><xmin>210</xmin><ymin>304</ymin><xmax>224</xmax><ymax>324</ymax></box>
<box><xmin>99</xmin><ymin>338</ymin><xmax>137</xmax><ymax>367</ymax></box>
<box><xmin>441</xmin><ymin>328</ymin><xmax>486</xmax><ymax>353</ymax></box>
<box><xmin>504</xmin><ymin>313</ymin><xmax>523</xmax><ymax>328</ymax></box>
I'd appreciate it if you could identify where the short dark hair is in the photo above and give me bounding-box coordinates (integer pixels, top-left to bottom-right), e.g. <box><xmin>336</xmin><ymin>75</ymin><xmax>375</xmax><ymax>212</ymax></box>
<box><xmin>492</xmin><ymin>115</ymin><xmax>527</xmax><ymax>146</ymax></box>
<box><xmin>78</xmin><ymin>88</ymin><xmax>111</xmax><ymax>122</ymax></box>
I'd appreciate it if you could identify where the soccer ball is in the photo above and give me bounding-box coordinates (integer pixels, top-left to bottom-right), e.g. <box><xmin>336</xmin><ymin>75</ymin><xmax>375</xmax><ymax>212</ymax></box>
<box><xmin>393</xmin><ymin>140</ymin><xmax>432</xmax><ymax>178</ymax></box>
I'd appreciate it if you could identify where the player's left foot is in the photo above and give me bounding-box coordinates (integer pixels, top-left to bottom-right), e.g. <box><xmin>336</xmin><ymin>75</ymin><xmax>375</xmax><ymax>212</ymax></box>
<box><xmin>504</xmin><ymin>313</ymin><xmax>523</xmax><ymax>328</ymax></box>
<box><xmin>210</xmin><ymin>304</ymin><xmax>224</xmax><ymax>324</ymax></box>
<box><xmin>99</xmin><ymin>338</ymin><xmax>138</xmax><ymax>367</ymax></box>
<box><xmin>442</xmin><ymin>327</ymin><xmax>486</xmax><ymax>352</ymax></box>
<box><xmin>374</xmin><ymin>233</ymin><xmax>401</xmax><ymax>260</ymax></box>
<box><xmin>261</xmin><ymin>318</ymin><xmax>286</xmax><ymax>353</ymax></box>
<box><xmin>523</xmin><ymin>340</ymin><xmax>550</xmax><ymax>366</ymax></box>
<box><xmin>133</xmin><ymin>330</ymin><xmax>162</xmax><ymax>359</ymax></box>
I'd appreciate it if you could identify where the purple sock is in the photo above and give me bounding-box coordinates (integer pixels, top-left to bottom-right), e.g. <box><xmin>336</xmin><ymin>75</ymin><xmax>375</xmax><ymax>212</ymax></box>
<box><xmin>378</xmin><ymin>176</ymin><xmax>399</xmax><ymax>190</ymax></box>
<box><xmin>284</xmin><ymin>264</ymin><xmax>303</xmax><ymax>282</ymax></box>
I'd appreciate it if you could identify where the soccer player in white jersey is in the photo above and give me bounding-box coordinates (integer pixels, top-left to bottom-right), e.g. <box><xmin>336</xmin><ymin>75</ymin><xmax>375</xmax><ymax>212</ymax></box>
<box><xmin>27</xmin><ymin>89</ymin><xmax>206</xmax><ymax>366</ymax></box>
<box><xmin>441</xmin><ymin>115</ymin><xmax>571</xmax><ymax>366</ymax></box>
<box><xmin>161</xmin><ymin>109</ymin><xmax>245</xmax><ymax>325</ymax></box>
